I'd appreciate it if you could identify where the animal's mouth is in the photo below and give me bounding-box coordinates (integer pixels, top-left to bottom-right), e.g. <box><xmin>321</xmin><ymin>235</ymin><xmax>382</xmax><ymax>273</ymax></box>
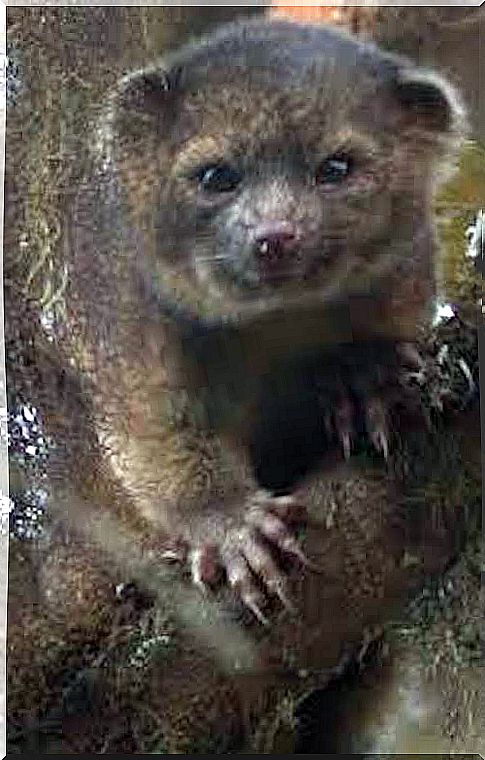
<box><xmin>258</xmin><ymin>262</ymin><xmax>305</xmax><ymax>286</ymax></box>
<box><xmin>201</xmin><ymin>240</ymin><xmax>330</xmax><ymax>299</ymax></box>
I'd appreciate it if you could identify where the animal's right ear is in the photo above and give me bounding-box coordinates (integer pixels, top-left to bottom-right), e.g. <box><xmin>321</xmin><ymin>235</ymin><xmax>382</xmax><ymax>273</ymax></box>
<box><xmin>112</xmin><ymin>65</ymin><xmax>184</xmax><ymax>143</ymax></box>
<box><xmin>117</xmin><ymin>66</ymin><xmax>181</xmax><ymax>115</ymax></box>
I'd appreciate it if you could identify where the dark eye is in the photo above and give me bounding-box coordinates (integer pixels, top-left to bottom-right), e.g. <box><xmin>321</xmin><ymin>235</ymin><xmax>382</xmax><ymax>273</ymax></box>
<box><xmin>315</xmin><ymin>153</ymin><xmax>354</xmax><ymax>186</ymax></box>
<box><xmin>196</xmin><ymin>164</ymin><xmax>242</xmax><ymax>193</ymax></box>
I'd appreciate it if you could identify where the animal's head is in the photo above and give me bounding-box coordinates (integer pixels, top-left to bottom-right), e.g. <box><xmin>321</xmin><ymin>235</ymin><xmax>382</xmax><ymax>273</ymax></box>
<box><xmin>104</xmin><ymin>18</ymin><xmax>466</xmax><ymax>320</ymax></box>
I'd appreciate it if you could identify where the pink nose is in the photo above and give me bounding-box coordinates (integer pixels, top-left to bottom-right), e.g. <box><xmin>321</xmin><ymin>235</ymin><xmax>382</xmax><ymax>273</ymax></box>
<box><xmin>254</xmin><ymin>221</ymin><xmax>299</xmax><ymax>263</ymax></box>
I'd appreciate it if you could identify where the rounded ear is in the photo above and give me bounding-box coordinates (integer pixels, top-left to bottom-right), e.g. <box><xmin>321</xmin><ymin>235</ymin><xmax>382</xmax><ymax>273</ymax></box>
<box><xmin>106</xmin><ymin>64</ymin><xmax>186</xmax><ymax>151</ymax></box>
<box><xmin>116</xmin><ymin>65</ymin><xmax>181</xmax><ymax>115</ymax></box>
<box><xmin>392</xmin><ymin>67</ymin><xmax>467</xmax><ymax>137</ymax></box>
<box><xmin>116</xmin><ymin>65</ymin><xmax>180</xmax><ymax>115</ymax></box>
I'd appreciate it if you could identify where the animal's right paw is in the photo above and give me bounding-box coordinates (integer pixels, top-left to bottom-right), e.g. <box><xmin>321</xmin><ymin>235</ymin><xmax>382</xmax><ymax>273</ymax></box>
<box><xmin>161</xmin><ymin>491</ymin><xmax>316</xmax><ymax>625</ymax></box>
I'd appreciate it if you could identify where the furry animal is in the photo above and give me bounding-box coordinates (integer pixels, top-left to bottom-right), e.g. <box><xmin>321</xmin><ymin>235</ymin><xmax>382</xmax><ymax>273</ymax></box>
<box><xmin>65</xmin><ymin>18</ymin><xmax>465</xmax><ymax>621</ymax></box>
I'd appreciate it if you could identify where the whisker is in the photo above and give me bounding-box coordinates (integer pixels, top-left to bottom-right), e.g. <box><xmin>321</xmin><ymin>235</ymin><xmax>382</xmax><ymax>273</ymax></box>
<box><xmin>196</xmin><ymin>255</ymin><xmax>227</xmax><ymax>263</ymax></box>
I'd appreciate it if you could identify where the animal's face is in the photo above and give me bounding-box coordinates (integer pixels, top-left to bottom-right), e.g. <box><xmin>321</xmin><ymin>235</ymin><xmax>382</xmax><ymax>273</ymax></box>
<box><xmin>110</xmin><ymin>19</ymin><xmax>464</xmax><ymax>318</ymax></box>
<box><xmin>164</xmin><ymin>81</ymin><xmax>399</xmax><ymax>309</ymax></box>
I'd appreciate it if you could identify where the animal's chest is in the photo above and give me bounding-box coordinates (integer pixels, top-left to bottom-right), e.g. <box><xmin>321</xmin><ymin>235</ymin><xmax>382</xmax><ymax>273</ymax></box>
<box><xmin>179</xmin><ymin>294</ymin><xmax>399</xmax><ymax>492</ymax></box>
<box><xmin>249</xmin><ymin>350</ymin><xmax>336</xmax><ymax>494</ymax></box>
<box><xmin>183</xmin><ymin>323</ymin><xmax>338</xmax><ymax>494</ymax></box>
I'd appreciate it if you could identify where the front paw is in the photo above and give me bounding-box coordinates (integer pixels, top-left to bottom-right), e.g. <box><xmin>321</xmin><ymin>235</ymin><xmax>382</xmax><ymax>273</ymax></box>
<box><xmin>182</xmin><ymin>492</ymin><xmax>312</xmax><ymax>625</ymax></box>
<box><xmin>317</xmin><ymin>340</ymin><xmax>416</xmax><ymax>463</ymax></box>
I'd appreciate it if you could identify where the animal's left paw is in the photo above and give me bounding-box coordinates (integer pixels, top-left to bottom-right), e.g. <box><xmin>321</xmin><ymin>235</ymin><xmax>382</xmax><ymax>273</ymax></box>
<box><xmin>317</xmin><ymin>339</ymin><xmax>416</xmax><ymax>463</ymax></box>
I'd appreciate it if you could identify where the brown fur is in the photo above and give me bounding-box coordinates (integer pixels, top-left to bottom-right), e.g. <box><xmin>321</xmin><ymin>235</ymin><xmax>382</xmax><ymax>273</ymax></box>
<box><xmin>62</xmin><ymin>18</ymin><xmax>466</xmax><ymax>607</ymax></box>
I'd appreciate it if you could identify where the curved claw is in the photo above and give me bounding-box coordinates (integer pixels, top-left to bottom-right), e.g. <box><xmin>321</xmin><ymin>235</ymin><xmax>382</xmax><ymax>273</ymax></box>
<box><xmin>247</xmin><ymin>506</ymin><xmax>323</xmax><ymax>573</ymax></box>
<box><xmin>366</xmin><ymin>397</ymin><xmax>390</xmax><ymax>461</ymax></box>
<box><xmin>341</xmin><ymin>432</ymin><xmax>352</xmax><ymax>461</ymax></box>
<box><xmin>267</xmin><ymin>578</ymin><xmax>297</xmax><ymax>614</ymax></box>
<box><xmin>241</xmin><ymin>536</ymin><xmax>296</xmax><ymax>614</ymax></box>
<box><xmin>370</xmin><ymin>430</ymin><xmax>389</xmax><ymax>461</ymax></box>
<box><xmin>334</xmin><ymin>395</ymin><xmax>355</xmax><ymax>460</ymax></box>
<box><xmin>244</xmin><ymin>597</ymin><xmax>270</xmax><ymax>627</ymax></box>
<box><xmin>225</xmin><ymin>553</ymin><xmax>269</xmax><ymax>626</ymax></box>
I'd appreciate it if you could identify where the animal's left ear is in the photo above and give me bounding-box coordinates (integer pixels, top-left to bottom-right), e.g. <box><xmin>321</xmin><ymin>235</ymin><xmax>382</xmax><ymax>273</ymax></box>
<box><xmin>391</xmin><ymin>67</ymin><xmax>466</xmax><ymax>137</ymax></box>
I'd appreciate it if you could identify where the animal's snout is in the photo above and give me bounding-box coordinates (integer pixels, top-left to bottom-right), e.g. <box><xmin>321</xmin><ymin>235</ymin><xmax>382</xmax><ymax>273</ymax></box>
<box><xmin>253</xmin><ymin>220</ymin><xmax>301</xmax><ymax>281</ymax></box>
